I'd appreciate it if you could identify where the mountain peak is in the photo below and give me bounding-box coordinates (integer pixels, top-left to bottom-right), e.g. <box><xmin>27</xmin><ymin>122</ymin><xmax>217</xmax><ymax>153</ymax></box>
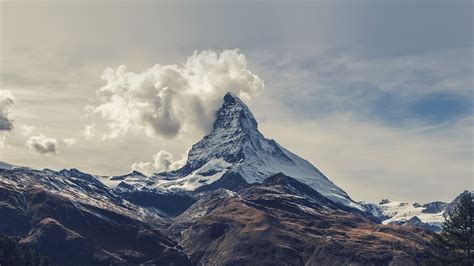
<box><xmin>184</xmin><ymin>93</ymin><xmax>262</xmax><ymax>170</ymax></box>
<box><xmin>223</xmin><ymin>92</ymin><xmax>239</xmax><ymax>103</ymax></box>
<box><xmin>147</xmin><ymin>92</ymin><xmax>363</xmax><ymax>211</ymax></box>
<box><xmin>212</xmin><ymin>92</ymin><xmax>258</xmax><ymax>133</ymax></box>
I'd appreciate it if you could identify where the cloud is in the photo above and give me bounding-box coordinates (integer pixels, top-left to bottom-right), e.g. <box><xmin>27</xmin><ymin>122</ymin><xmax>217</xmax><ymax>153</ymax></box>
<box><xmin>26</xmin><ymin>133</ymin><xmax>58</xmax><ymax>154</ymax></box>
<box><xmin>62</xmin><ymin>137</ymin><xmax>77</xmax><ymax>146</ymax></box>
<box><xmin>20</xmin><ymin>125</ymin><xmax>35</xmax><ymax>136</ymax></box>
<box><xmin>90</xmin><ymin>49</ymin><xmax>264</xmax><ymax>139</ymax></box>
<box><xmin>131</xmin><ymin>150</ymin><xmax>187</xmax><ymax>175</ymax></box>
<box><xmin>252</xmin><ymin>48</ymin><xmax>473</xmax><ymax>127</ymax></box>
<box><xmin>0</xmin><ymin>90</ymin><xmax>15</xmax><ymax>131</ymax></box>
<box><xmin>83</xmin><ymin>125</ymin><xmax>96</xmax><ymax>139</ymax></box>
<box><xmin>0</xmin><ymin>135</ymin><xmax>6</xmax><ymax>148</ymax></box>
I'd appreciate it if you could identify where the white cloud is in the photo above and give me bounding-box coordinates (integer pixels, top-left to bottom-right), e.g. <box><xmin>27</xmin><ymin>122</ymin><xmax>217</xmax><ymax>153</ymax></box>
<box><xmin>0</xmin><ymin>90</ymin><xmax>15</xmax><ymax>131</ymax></box>
<box><xmin>62</xmin><ymin>137</ymin><xmax>77</xmax><ymax>146</ymax></box>
<box><xmin>20</xmin><ymin>125</ymin><xmax>35</xmax><ymax>136</ymax></box>
<box><xmin>90</xmin><ymin>49</ymin><xmax>264</xmax><ymax>140</ymax></box>
<box><xmin>83</xmin><ymin>124</ymin><xmax>96</xmax><ymax>139</ymax></box>
<box><xmin>26</xmin><ymin>133</ymin><xmax>58</xmax><ymax>154</ymax></box>
<box><xmin>131</xmin><ymin>150</ymin><xmax>187</xmax><ymax>175</ymax></box>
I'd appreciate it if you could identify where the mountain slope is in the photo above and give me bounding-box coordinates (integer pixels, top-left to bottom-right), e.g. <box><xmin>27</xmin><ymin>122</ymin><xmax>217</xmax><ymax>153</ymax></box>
<box><xmin>114</xmin><ymin>92</ymin><xmax>364</xmax><ymax>211</ymax></box>
<box><xmin>444</xmin><ymin>190</ymin><xmax>473</xmax><ymax>218</ymax></box>
<box><xmin>171</xmin><ymin>174</ymin><xmax>434</xmax><ymax>265</ymax></box>
<box><xmin>0</xmin><ymin>167</ymin><xmax>191</xmax><ymax>265</ymax></box>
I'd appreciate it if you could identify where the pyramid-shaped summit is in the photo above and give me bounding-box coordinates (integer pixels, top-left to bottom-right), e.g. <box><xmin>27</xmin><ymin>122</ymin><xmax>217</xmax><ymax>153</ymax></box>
<box><xmin>145</xmin><ymin>92</ymin><xmax>363</xmax><ymax>210</ymax></box>
<box><xmin>186</xmin><ymin>92</ymin><xmax>282</xmax><ymax>171</ymax></box>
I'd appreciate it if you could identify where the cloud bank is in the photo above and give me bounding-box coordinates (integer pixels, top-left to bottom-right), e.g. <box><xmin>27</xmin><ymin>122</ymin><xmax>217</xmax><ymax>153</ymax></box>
<box><xmin>0</xmin><ymin>90</ymin><xmax>15</xmax><ymax>131</ymax></box>
<box><xmin>131</xmin><ymin>150</ymin><xmax>187</xmax><ymax>175</ymax></box>
<box><xmin>90</xmin><ymin>49</ymin><xmax>264</xmax><ymax>139</ymax></box>
<box><xmin>26</xmin><ymin>134</ymin><xmax>58</xmax><ymax>154</ymax></box>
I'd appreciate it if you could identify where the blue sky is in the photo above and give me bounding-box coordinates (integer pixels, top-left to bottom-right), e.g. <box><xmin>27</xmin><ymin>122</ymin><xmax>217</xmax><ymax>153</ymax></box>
<box><xmin>0</xmin><ymin>1</ymin><xmax>472</xmax><ymax>203</ymax></box>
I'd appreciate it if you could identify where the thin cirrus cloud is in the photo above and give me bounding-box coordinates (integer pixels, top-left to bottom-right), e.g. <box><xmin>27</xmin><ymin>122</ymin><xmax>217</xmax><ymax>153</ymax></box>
<box><xmin>253</xmin><ymin>48</ymin><xmax>473</xmax><ymax>127</ymax></box>
<box><xmin>0</xmin><ymin>90</ymin><xmax>15</xmax><ymax>131</ymax></box>
<box><xmin>88</xmin><ymin>49</ymin><xmax>264</xmax><ymax>140</ymax></box>
<box><xmin>26</xmin><ymin>134</ymin><xmax>58</xmax><ymax>155</ymax></box>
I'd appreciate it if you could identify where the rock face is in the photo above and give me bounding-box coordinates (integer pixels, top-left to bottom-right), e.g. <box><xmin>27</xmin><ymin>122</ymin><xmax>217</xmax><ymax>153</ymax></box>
<box><xmin>444</xmin><ymin>190</ymin><xmax>474</xmax><ymax>218</ymax></box>
<box><xmin>422</xmin><ymin>201</ymin><xmax>448</xmax><ymax>214</ymax></box>
<box><xmin>172</xmin><ymin>174</ymin><xmax>434</xmax><ymax>265</ymax></box>
<box><xmin>0</xmin><ymin>168</ymin><xmax>191</xmax><ymax>265</ymax></box>
<box><xmin>0</xmin><ymin>234</ymin><xmax>47</xmax><ymax>265</ymax></box>
<box><xmin>115</xmin><ymin>92</ymin><xmax>364</xmax><ymax>211</ymax></box>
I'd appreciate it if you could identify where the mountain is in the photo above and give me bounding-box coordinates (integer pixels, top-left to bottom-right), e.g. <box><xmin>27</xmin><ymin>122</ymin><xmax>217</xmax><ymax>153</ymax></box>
<box><xmin>392</xmin><ymin>216</ymin><xmax>441</xmax><ymax>232</ymax></box>
<box><xmin>113</xmin><ymin>92</ymin><xmax>364</xmax><ymax>211</ymax></box>
<box><xmin>0</xmin><ymin>167</ymin><xmax>191</xmax><ymax>265</ymax></box>
<box><xmin>0</xmin><ymin>161</ymin><xmax>15</xmax><ymax>170</ymax></box>
<box><xmin>170</xmin><ymin>173</ymin><xmax>434</xmax><ymax>265</ymax></box>
<box><xmin>1</xmin><ymin>92</ymin><xmax>467</xmax><ymax>264</ymax></box>
<box><xmin>444</xmin><ymin>190</ymin><xmax>473</xmax><ymax>218</ymax></box>
<box><xmin>361</xmin><ymin>195</ymin><xmax>470</xmax><ymax>232</ymax></box>
<box><xmin>0</xmin><ymin>234</ymin><xmax>48</xmax><ymax>265</ymax></box>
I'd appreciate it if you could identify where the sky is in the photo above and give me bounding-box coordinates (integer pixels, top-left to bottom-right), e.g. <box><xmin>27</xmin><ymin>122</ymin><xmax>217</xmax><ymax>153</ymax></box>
<box><xmin>0</xmin><ymin>1</ymin><xmax>472</xmax><ymax>203</ymax></box>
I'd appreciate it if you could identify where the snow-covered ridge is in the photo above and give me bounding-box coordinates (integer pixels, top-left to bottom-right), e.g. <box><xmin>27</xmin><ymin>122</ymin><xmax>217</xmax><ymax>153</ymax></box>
<box><xmin>362</xmin><ymin>199</ymin><xmax>450</xmax><ymax>231</ymax></box>
<box><xmin>364</xmin><ymin>191</ymin><xmax>473</xmax><ymax>231</ymax></box>
<box><xmin>0</xmin><ymin>167</ymin><xmax>166</xmax><ymax>222</ymax></box>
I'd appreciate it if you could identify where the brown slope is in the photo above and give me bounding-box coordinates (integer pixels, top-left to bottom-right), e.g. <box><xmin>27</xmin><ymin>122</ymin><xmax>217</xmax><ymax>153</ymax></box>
<box><xmin>172</xmin><ymin>175</ymin><xmax>434</xmax><ymax>266</ymax></box>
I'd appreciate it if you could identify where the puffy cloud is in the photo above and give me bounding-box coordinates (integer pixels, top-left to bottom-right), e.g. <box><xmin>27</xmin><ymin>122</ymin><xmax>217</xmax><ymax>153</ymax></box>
<box><xmin>26</xmin><ymin>133</ymin><xmax>58</xmax><ymax>154</ymax></box>
<box><xmin>0</xmin><ymin>90</ymin><xmax>15</xmax><ymax>131</ymax></box>
<box><xmin>90</xmin><ymin>49</ymin><xmax>264</xmax><ymax>139</ymax></box>
<box><xmin>131</xmin><ymin>150</ymin><xmax>187</xmax><ymax>175</ymax></box>
<box><xmin>62</xmin><ymin>137</ymin><xmax>77</xmax><ymax>146</ymax></box>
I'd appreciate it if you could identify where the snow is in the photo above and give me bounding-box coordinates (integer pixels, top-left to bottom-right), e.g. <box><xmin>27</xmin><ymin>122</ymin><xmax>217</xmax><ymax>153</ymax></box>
<box><xmin>153</xmin><ymin>159</ymin><xmax>230</xmax><ymax>192</ymax></box>
<box><xmin>112</xmin><ymin>93</ymin><xmax>365</xmax><ymax>211</ymax></box>
<box><xmin>0</xmin><ymin>168</ymin><xmax>166</xmax><ymax>224</ymax></box>
<box><xmin>98</xmin><ymin>176</ymin><xmax>122</xmax><ymax>188</ymax></box>
<box><xmin>373</xmin><ymin>200</ymin><xmax>446</xmax><ymax>229</ymax></box>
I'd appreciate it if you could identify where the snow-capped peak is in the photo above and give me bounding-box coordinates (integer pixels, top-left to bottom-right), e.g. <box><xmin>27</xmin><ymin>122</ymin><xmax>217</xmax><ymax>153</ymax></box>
<box><xmin>212</xmin><ymin>92</ymin><xmax>258</xmax><ymax>133</ymax></box>
<box><xmin>185</xmin><ymin>92</ymin><xmax>264</xmax><ymax>171</ymax></box>
<box><xmin>117</xmin><ymin>93</ymin><xmax>364</xmax><ymax>211</ymax></box>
